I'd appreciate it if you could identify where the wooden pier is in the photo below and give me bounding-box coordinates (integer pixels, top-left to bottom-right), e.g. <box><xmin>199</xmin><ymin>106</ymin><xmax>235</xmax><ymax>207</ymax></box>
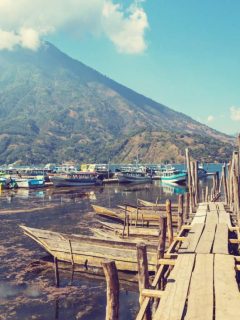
<box><xmin>139</xmin><ymin>201</ymin><xmax>240</xmax><ymax>320</ymax></box>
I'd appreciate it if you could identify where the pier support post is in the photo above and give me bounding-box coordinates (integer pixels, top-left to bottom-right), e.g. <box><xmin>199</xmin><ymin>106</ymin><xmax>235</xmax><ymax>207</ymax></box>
<box><xmin>54</xmin><ymin>257</ymin><xmax>60</xmax><ymax>288</ymax></box>
<box><xmin>136</xmin><ymin>243</ymin><xmax>151</xmax><ymax>320</ymax></box>
<box><xmin>166</xmin><ymin>199</ymin><xmax>173</xmax><ymax>245</ymax></box>
<box><xmin>177</xmin><ymin>195</ymin><xmax>184</xmax><ymax>232</ymax></box>
<box><xmin>222</xmin><ymin>164</ymin><xmax>228</xmax><ymax>204</ymax></box>
<box><xmin>102</xmin><ymin>260</ymin><xmax>119</xmax><ymax>320</ymax></box>
<box><xmin>184</xmin><ymin>192</ymin><xmax>190</xmax><ymax>222</ymax></box>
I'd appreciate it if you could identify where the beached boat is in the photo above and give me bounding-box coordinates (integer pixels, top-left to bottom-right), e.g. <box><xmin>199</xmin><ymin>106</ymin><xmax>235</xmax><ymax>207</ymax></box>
<box><xmin>161</xmin><ymin>166</ymin><xmax>187</xmax><ymax>184</ymax></box>
<box><xmin>49</xmin><ymin>172</ymin><xmax>103</xmax><ymax>187</ymax></box>
<box><xmin>20</xmin><ymin>225</ymin><xmax>157</xmax><ymax>272</ymax></box>
<box><xmin>92</xmin><ymin>204</ymin><xmax>178</xmax><ymax>226</ymax></box>
<box><xmin>15</xmin><ymin>178</ymin><xmax>45</xmax><ymax>188</ymax></box>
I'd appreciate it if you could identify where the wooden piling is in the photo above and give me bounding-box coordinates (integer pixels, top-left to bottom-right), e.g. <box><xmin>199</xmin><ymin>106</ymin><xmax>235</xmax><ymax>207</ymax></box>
<box><xmin>136</xmin><ymin>243</ymin><xmax>151</xmax><ymax>320</ymax></box>
<box><xmin>102</xmin><ymin>260</ymin><xmax>119</xmax><ymax>320</ymax></box>
<box><xmin>185</xmin><ymin>148</ymin><xmax>193</xmax><ymax>213</ymax></box>
<box><xmin>184</xmin><ymin>192</ymin><xmax>190</xmax><ymax>222</ymax></box>
<box><xmin>194</xmin><ymin>160</ymin><xmax>199</xmax><ymax>204</ymax></box>
<box><xmin>222</xmin><ymin>164</ymin><xmax>228</xmax><ymax>204</ymax></box>
<box><xmin>177</xmin><ymin>195</ymin><xmax>184</xmax><ymax>232</ymax></box>
<box><xmin>166</xmin><ymin>199</ymin><xmax>173</xmax><ymax>245</ymax></box>
<box><xmin>54</xmin><ymin>256</ymin><xmax>59</xmax><ymax>287</ymax></box>
<box><xmin>157</xmin><ymin>216</ymin><xmax>167</xmax><ymax>263</ymax></box>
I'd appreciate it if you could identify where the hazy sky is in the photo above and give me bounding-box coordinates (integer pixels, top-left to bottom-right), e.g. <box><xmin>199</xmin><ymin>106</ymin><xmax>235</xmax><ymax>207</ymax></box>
<box><xmin>1</xmin><ymin>0</ymin><xmax>240</xmax><ymax>135</ymax></box>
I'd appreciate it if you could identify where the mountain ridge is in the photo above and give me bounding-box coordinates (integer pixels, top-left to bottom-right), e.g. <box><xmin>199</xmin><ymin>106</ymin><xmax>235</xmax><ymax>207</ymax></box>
<box><xmin>0</xmin><ymin>42</ymin><xmax>234</xmax><ymax>164</ymax></box>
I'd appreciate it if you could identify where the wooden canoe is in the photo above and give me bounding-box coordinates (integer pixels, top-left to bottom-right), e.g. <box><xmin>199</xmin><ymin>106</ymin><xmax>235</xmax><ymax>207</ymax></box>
<box><xmin>90</xmin><ymin>227</ymin><xmax>160</xmax><ymax>245</ymax></box>
<box><xmin>137</xmin><ymin>199</ymin><xmax>179</xmax><ymax>211</ymax></box>
<box><xmin>98</xmin><ymin>221</ymin><xmax>159</xmax><ymax>236</ymax></box>
<box><xmin>92</xmin><ymin>204</ymin><xmax>178</xmax><ymax>226</ymax></box>
<box><xmin>20</xmin><ymin>225</ymin><xmax>158</xmax><ymax>272</ymax></box>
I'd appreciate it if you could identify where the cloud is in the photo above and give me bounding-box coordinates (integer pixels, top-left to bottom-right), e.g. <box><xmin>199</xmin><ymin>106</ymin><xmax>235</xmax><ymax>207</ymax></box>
<box><xmin>206</xmin><ymin>115</ymin><xmax>214</xmax><ymax>123</ymax></box>
<box><xmin>0</xmin><ymin>0</ymin><xmax>149</xmax><ymax>54</ymax></box>
<box><xmin>230</xmin><ymin>106</ymin><xmax>240</xmax><ymax>121</ymax></box>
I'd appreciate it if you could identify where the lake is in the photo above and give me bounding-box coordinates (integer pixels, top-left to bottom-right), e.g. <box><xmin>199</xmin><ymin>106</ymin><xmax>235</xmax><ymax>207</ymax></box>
<box><xmin>0</xmin><ymin>166</ymin><xmax>220</xmax><ymax>319</ymax></box>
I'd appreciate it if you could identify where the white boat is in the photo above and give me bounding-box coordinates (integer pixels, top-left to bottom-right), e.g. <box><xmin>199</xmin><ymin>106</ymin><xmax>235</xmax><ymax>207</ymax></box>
<box><xmin>117</xmin><ymin>171</ymin><xmax>152</xmax><ymax>183</ymax></box>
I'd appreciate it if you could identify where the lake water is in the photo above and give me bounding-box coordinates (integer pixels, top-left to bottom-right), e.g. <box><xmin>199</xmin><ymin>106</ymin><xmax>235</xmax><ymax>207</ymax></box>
<box><xmin>0</xmin><ymin>165</ymin><xmax>221</xmax><ymax>319</ymax></box>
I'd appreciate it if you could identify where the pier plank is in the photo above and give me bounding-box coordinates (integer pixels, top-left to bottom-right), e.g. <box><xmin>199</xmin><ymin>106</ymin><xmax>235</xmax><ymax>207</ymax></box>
<box><xmin>178</xmin><ymin>223</ymin><xmax>204</xmax><ymax>253</ymax></box>
<box><xmin>212</xmin><ymin>223</ymin><xmax>228</xmax><ymax>254</ymax></box>
<box><xmin>153</xmin><ymin>254</ymin><xmax>195</xmax><ymax>320</ymax></box>
<box><xmin>185</xmin><ymin>254</ymin><xmax>214</xmax><ymax>320</ymax></box>
<box><xmin>218</xmin><ymin>210</ymin><xmax>231</xmax><ymax>228</ymax></box>
<box><xmin>195</xmin><ymin>213</ymin><xmax>218</xmax><ymax>254</ymax></box>
<box><xmin>191</xmin><ymin>209</ymin><xmax>207</xmax><ymax>224</ymax></box>
<box><xmin>215</xmin><ymin>254</ymin><xmax>240</xmax><ymax>320</ymax></box>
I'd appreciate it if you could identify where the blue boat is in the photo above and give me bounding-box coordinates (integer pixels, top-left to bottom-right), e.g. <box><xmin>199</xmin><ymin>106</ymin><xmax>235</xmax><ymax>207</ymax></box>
<box><xmin>161</xmin><ymin>166</ymin><xmax>187</xmax><ymax>184</ymax></box>
<box><xmin>15</xmin><ymin>178</ymin><xmax>45</xmax><ymax>189</ymax></box>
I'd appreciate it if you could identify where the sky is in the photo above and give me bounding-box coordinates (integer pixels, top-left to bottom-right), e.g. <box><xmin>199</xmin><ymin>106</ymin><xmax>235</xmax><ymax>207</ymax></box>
<box><xmin>0</xmin><ymin>0</ymin><xmax>240</xmax><ymax>135</ymax></box>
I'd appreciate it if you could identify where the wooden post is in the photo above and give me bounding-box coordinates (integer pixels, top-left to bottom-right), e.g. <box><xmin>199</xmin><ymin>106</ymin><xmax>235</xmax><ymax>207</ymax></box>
<box><xmin>177</xmin><ymin>194</ymin><xmax>184</xmax><ymax>232</ymax></box>
<box><xmin>190</xmin><ymin>161</ymin><xmax>196</xmax><ymax>211</ymax></box>
<box><xmin>222</xmin><ymin>164</ymin><xmax>228</xmax><ymax>204</ymax></box>
<box><xmin>184</xmin><ymin>192</ymin><xmax>190</xmax><ymax>221</ymax></box>
<box><xmin>201</xmin><ymin>188</ymin><xmax>205</xmax><ymax>203</ymax></box>
<box><xmin>136</xmin><ymin>243</ymin><xmax>151</xmax><ymax>320</ymax></box>
<box><xmin>194</xmin><ymin>160</ymin><xmax>199</xmax><ymax>204</ymax></box>
<box><xmin>54</xmin><ymin>256</ymin><xmax>59</xmax><ymax>287</ymax></box>
<box><xmin>127</xmin><ymin>214</ymin><xmax>130</xmax><ymax>237</ymax></box>
<box><xmin>157</xmin><ymin>216</ymin><xmax>167</xmax><ymax>263</ymax></box>
<box><xmin>205</xmin><ymin>186</ymin><xmax>209</xmax><ymax>202</ymax></box>
<box><xmin>102</xmin><ymin>260</ymin><xmax>119</xmax><ymax>320</ymax></box>
<box><xmin>166</xmin><ymin>199</ymin><xmax>173</xmax><ymax>245</ymax></box>
<box><xmin>185</xmin><ymin>148</ymin><xmax>193</xmax><ymax>213</ymax></box>
<box><xmin>122</xmin><ymin>204</ymin><xmax>127</xmax><ymax>237</ymax></box>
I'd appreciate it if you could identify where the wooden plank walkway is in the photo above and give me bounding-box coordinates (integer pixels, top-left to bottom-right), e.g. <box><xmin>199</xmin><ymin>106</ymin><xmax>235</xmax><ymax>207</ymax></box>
<box><xmin>137</xmin><ymin>202</ymin><xmax>240</xmax><ymax>320</ymax></box>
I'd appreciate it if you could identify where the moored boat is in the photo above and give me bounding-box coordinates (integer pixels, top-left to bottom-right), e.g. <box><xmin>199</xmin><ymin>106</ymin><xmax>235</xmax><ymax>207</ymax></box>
<box><xmin>20</xmin><ymin>225</ymin><xmax>157</xmax><ymax>272</ymax></box>
<box><xmin>161</xmin><ymin>166</ymin><xmax>187</xmax><ymax>184</ymax></box>
<box><xmin>49</xmin><ymin>172</ymin><xmax>103</xmax><ymax>187</ymax></box>
<box><xmin>15</xmin><ymin>178</ymin><xmax>45</xmax><ymax>189</ymax></box>
<box><xmin>117</xmin><ymin>171</ymin><xmax>152</xmax><ymax>183</ymax></box>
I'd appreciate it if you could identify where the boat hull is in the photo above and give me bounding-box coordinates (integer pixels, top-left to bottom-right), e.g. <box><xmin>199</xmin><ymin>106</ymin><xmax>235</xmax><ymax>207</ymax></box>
<box><xmin>20</xmin><ymin>225</ymin><xmax>157</xmax><ymax>272</ymax></box>
<box><xmin>15</xmin><ymin>179</ymin><xmax>45</xmax><ymax>189</ymax></box>
<box><xmin>49</xmin><ymin>176</ymin><xmax>102</xmax><ymax>187</ymax></box>
<box><xmin>117</xmin><ymin>173</ymin><xmax>152</xmax><ymax>183</ymax></box>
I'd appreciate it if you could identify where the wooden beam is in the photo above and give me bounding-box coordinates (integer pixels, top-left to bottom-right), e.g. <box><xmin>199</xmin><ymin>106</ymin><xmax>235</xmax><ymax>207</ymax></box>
<box><xmin>235</xmin><ymin>265</ymin><xmax>240</xmax><ymax>271</ymax></box>
<box><xmin>229</xmin><ymin>239</ymin><xmax>240</xmax><ymax>244</ymax></box>
<box><xmin>141</xmin><ymin>289</ymin><xmax>164</xmax><ymax>299</ymax></box>
<box><xmin>158</xmin><ymin>259</ymin><xmax>176</xmax><ymax>266</ymax></box>
<box><xmin>174</xmin><ymin>236</ymin><xmax>186</xmax><ymax>242</ymax></box>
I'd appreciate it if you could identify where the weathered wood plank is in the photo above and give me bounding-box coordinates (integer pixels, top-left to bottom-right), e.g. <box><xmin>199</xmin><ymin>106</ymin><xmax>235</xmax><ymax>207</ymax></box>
<box><xmin>153</xmin><ymin>254</ymin><xmax>195</xmax><ymax>320</ymax></box>
<box><xmin>185</xmin><ymin>254</ymin><xmax>214</xmax><ymax>320</ymax></box>
<box><xmin>212</xmin><ymin>224</ymin><xmax>229</xmax><ymax>254</ymax></box>
<box><xmin>218</xmin><ymin>210</ymin><xmax>231</xmax><ymax>228</ymax></box>
<box><xmin>195</xmin><ymin>213</ymin><xmax>218</xmax><ymax>254</ymax></box>
<box><xmin>215</xmin><ymin>254</ymin><xmax>240</xmax><ymax>320</ymax></box>
<box><xmin>191</xmin><ymin>209</ymin><xmax>207</xmax><ymax>224</ymax></box>
<box><xmin>178</xmin><ymin>224</ymin><xmax>204</xmax><ymax>253</ymax></box>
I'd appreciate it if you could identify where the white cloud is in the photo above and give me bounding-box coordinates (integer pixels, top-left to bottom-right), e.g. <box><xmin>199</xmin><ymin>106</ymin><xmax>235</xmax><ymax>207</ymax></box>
<box><xmin>230</xmin><ymin>106</ymin><xmax>240</xmax><ymax>121</ymax></box>
<box><xmin>206</xmin><ymin>115</ymin><xmax>214</xmax><ymax>123</ymax></box>
<box><xmin>0</xmin><ymin>0</ymin><xmax>149</xmax><ymax>54</ymax></box>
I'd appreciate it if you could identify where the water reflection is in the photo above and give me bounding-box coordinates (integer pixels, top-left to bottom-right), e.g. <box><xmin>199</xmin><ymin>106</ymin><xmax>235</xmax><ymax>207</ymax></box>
<box><xmin>161</xmin><ymin>182</ymin><xmax>187</xmax><ymax>195</ymax></box>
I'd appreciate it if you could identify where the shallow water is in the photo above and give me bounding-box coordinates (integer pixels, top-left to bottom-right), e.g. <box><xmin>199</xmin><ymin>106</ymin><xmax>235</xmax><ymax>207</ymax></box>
<box><xmin>0</xmin><ymin>174</ymin><xmax>216</xmax><ymax>320</ymax></box>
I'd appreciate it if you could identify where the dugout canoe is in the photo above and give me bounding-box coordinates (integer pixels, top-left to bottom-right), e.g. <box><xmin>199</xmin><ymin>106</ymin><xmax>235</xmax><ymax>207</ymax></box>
<box><xmin>92</xmin><ymin>204</ymin><xmax>178</xmax><ymax>226</ymax></box>
<box><xmin>20</xmin><ymin>225</ymin><xmax>158</xmax><ymax>272</ymax></box>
